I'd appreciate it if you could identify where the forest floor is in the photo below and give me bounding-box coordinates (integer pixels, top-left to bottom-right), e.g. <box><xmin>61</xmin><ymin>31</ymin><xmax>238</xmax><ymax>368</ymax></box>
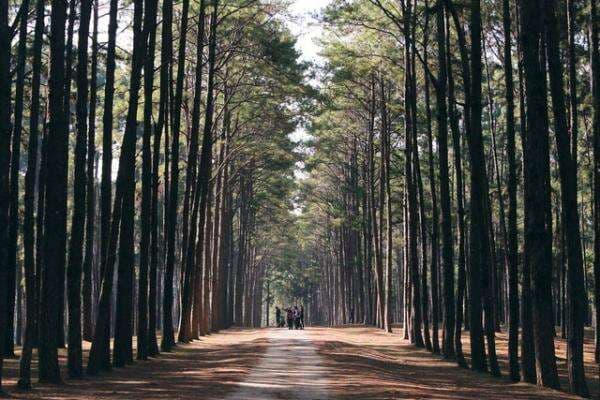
<box><xmin>1</xmin><ymin>326</ymin><xmax>597</xmax><ymax>399</ymax></box>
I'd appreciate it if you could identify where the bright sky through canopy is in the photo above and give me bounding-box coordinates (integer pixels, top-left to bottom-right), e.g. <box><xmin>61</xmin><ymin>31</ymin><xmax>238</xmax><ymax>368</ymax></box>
<box><xmin>287</xmin><ymin>0</ymin><xmax>331</xmax><ymax>65</ymax></box>
<box><xmin>286</xmin><ymin>0</ymin><xmax>330</xmax><ymax>150</ymax></box>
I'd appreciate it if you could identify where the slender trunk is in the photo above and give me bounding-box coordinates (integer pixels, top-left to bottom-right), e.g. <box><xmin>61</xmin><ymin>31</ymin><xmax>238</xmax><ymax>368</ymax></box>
<box><xmin>55</xmin><ymin>0</ymin><xmax>76</xmax><ymax>349</ymax></box>
<box><xmin>502</xmin><ymin>0</ymin><xmax>520</xmax><ymax>382</ymax></box>
<box><xmin>82</xmin><ymin>0</ymin><xmax>99</xmax><ymax>342</ymax></box>
<box><xmin>381</xmin><ymin>81</ymin><xmax>394</xmax><ymax>334</ymax></box>
<box><xmin>138</xmin><ymin>0</ymin><xmax>158</xmax><ymax>360</ymax></box>
<box><xmin>591</xmin><ymin>0</ymin><xmax>600</xmax><ymax>368</ymax></box>
<box><xmin>17</xmin><ymin>0</ymin><xmax>44</xmax><ymax>387</ymax></box>
<box><xmin>150</xmin><ymin>0</ymin><xmax>172</xmax><ymax>356</ymax></box>
<box><xmin>179</xmin><ymin>0</ymin><xmax>206</xmax><ymax>343</ymax></box>
<box><xmin>424</xmin><ymin>2</ymin><xmax>440</xmax><ymax>352</ymax></box>
<box><xmin>446</xmin><ymin>19</ymin><xmax>467</xmax><ymax>367</ymax></box>
<box><xmin>4</xmin><ymin>0</ymin><xmax>30</xmax><ymax>359</ymax></box>
<box><xmin>88</xmin><ymin>0</ymin><xmax>118</xmax><ymax>373</ymax></box>
<box><xmin>194</xmin><ymin>0</ymin><xmax>218</xmax><ymax>333</ymax></box>
<box><xmin>0</xmin><ymin>0</ymin><xmax>12</xmax><ymax>388</ymax></box>
<box><xmin>163</xmin><ymin>0</ymin><xmax>190</xmax><ymax>351</ymax></box>
<box><xmin>516</xmin><ymin>1</ymin><xmax>536</xmax><ymax>380</ymax></box>
<box><xmin>435</xmin><ymin>0</ymin><xmax>455</xmax><ymax>359</ymax></box>
<box><xmin>67</xmin><ymin>0</ymin><xmax>93</xmax><ymax>377</ymax></box>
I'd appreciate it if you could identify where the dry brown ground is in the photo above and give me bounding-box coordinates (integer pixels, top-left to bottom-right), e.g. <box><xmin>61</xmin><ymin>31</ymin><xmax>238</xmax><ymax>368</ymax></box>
<box><xmin>1</xmin><ymin>326</ymin><xmax>598</xmax><ymax>399</ymax></box>
<box><xmin>315</xmin><ymin>325</ymin><xmax>589</xmax><ymax>399</ymax></box>
<box><xmin>1</xmin><ymin>329</ymin><xmax>269</xmax><ymax>399</ymax></box>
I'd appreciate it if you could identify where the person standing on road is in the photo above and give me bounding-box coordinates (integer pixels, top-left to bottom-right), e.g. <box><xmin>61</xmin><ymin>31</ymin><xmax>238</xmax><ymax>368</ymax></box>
<box><xmin>275</xmin><ymin>306</ymin><xmax>282</xmax><ymax>328</ymax></box>
<box><xmin>299</xmin><ymin>305</ymin><xmax>305</xmax><ymax>329</ymax></box>
<box><xmin>286</xmin><ymin>308</ymin><xmax>294</xmax><ymax>329</ymax></box>
<box><xmin>293</xmin><ymin>306</ymin><xmax>300</xmax><ymax>329</ymax></box>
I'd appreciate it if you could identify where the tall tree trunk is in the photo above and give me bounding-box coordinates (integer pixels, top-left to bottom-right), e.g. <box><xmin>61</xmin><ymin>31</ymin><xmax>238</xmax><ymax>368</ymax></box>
<box><xmin>17</xmin><ymin>0</ymin><xmax>44</xmax><ymax>387</ymax></box>
<box><xmin>543</xmin><ymin>0</ymin><xmax>588</xmax><ymax>394</ymax></box>
<box><xmin>194</xmin><ymin>0</ymin><xmax>218</xmax><ymax>333</ymax></box>
<box><xmin>446</xmin><ymin>18</ymin><xmax>467</xmax><ymax>367</ymax></box>
<box><xmin>369</xmin><ymin>79</ymin><xmax>383</xmax><ymax>329</ymax></box>
<box><xmin>415</xmin><ymin>109</ymin><xmax>432</xmax><ymax>351</ymax></box>
<box><xmin>0</xmin><ymin>0</ymin><xmax>11</xmax><ymax>388</ymax></box>
<box><xmin>4</xmin><ymin>0</ymin><xmax>30</xmax><ymax>358</ymax></box>
<box><xmin>39</xmin><ymin>0</ymin><xmax>69</xmax><ymax>383</ymax></box>
<box><xmin>179</xmin><ymin>0</ymin><xmax>206</xmax><ymax>343</ymax></box>
<box><xmin>519</xmin><ymin>0</ymin><xmax>560</xmax><ymax>388</ymax></box>
<box><xmin>138</xmin><ymin>0</ymin><xmax>158</xmax><ymax>360</ymax></box>
<box><xmin>502</xmin><ymin>0</ymin><xmax>520</xmax><ymax>382</ymax></box>
<box><xmin>163</xmin><ymin>0</ymin><xmax>190</xmax><ymax>351</ymax></box>
<box><xmin>423</xmin><ymin>2</ymin><xmax>440</xmax><ymax>352</ymax></box>
<box><xmin>591</xmin><ymin>0</ymin><xmax>600</xmax><ymax>368</ymax></box>
<box><xmin>82</xmin><ymin>0</ymin><xmax>99</xmax><ymax>343</ymax></box>
<box><xmin>516</xmin><ymin>1</ymin><xmax>536</xmax><ymax>381</ymax></box>
<box><xmin>466</xmin><ymin>0</ymin><xmax>498</xmax><ymax>375</ymax></box>
<box><xmin>435</xmin><ymin>0</ymin><xmax>455</xmax><ymax>359</ymax></box>
<box><xmin>56</xmin><ymin>0</ymin><xmax>76</xmax><ymax>348</ymax></box>
<box><xmin>567</xmin><ymin>0</ymin><xmax>578</xmax><ymax>165</ymax></box>
<box><xmin>381</xmin><ymin>80</ymin><xmax>394</xmax><ymax>334</ymax></box>
<box><xmin>99</xmin><ymin>0</ymin><xmax>117</xmax><ymax>279</ymax></box>
<box><xmin>89</xmin><ymin>0</ymin><xmax>118</xmax><ymax>373</ymax></box>
<box><xmin>113</xmin><ymin>0</ymin><xmax>145</xmax><ymax>367</ymax></box>
<box><xmin>149</xmin><ymin>0</ymin><xmax>172</xmax><ymax>355</ymax></box>
<box><xmin>67</xmin><ymin>0</ymin><xmax>93</xmax><ymax>377</ymax></box>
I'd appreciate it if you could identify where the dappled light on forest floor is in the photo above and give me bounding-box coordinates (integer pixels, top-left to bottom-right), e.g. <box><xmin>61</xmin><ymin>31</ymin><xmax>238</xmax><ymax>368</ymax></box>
<box><xmin>1</xmin><ymin>329</ymin><xmax>268</xmax><ymax>399</ymax></box>
<box><xmin>2</xmin><ymin>327</ymin><xmax>598</xmax><ymax>399</ymax></box>
<box><xmin>314</xmin><ymin>326</ymin><xmax>583</xmax><ymax>399</ymax></box>
<box><xmin>458</xmin><ymin>326</ymin><xmax>600</xmax><ymax>398</ymax></box>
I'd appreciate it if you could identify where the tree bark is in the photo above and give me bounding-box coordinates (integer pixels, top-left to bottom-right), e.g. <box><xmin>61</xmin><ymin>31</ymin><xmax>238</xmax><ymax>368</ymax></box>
<box><xmin>39</xmin><ymin>0</ymin><xmax>69</xmax><ymax>383</ymax></box>
<box><xmin>90</xmin><ymin>0</ymin><xmax>118</xmax><ymax>372</ymax></box>
<box><xmin>67</xmin><ymin>0</ymin><xmax>93</xmax><ymax>377</ymax></box>
<box><xmin>446</xmin><ymin>18</ymin><xmax>467</xmax><ymax>367</ymax></box>
<box><xmin>163</xmin><ymin>0</ymin><xmax>190</xmax><ymax>351</ymax></box>
<box><xmin>113</xmin><ymin>0</ymin><xmax>145</xmax><ymax>367</ymax></box>
<box><xmin>82</xmin><ymin>0</ymin><xmax>99</xmax><ymax>343</ymax></box>
<box><xmin>17</xmin><ymin>0</ymin><xmax>44</xmax><ymax>387</ymax></box>
<box><xmin>4</xmin><ymin>0</ymin><xmax>30</xmax><ymax>358</ymax></box>
<box><xmin>519</xmin><ymin>0</ymin><xmax>560</xmax><ymax>388</ymax></box>
<box><xmin>0</xmin><ymin>0</ymin><xmax>12</xmax><ymax>388</ymax></box>
<box><xmin>543</xmin><ymin>0</ymin><xmax>588</xmax><ymax>394</ymax></box>
<box><xmin>591</xmin><ymin>0</ymin><xmax>600</xmax><ymax>368</ymax></box>
<box><xmin>179</xmin><ymin>0</ymin><xmax>206</xmax><ymax>343</ymax></box>
<box><xmin>138</xmin><ymin>0</ymin><xmax>158</xmax><ymax>360</ymax></box>
<box><xmin>435</xmin><ymin>0</ymin><xmax>455</xmax><ymax>359</ymax></box>
<box><xmin>502</xmin><ymin>0</ymin><xmax>520</xmax><ymax>382</ymax></box>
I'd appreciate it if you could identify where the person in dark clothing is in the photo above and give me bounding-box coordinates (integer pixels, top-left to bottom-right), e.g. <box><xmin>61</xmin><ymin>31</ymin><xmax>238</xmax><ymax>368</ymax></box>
<box><xmin>286</xmin><ymin>308</ymin><xmax>294</xmax><ymax>330</ymax></box>
<box><xmin>275</xmin><ymin>306</ymin><xmax>281</xmax><ymax>328</ymax></box>
<box><xmin>349</xmin><ymin>307</ymin><xmax>355</xmax><ymax>324</ymax></box>
<box><xmin>299</xmin><ymin>305</ymin><xmax>305</xmax><ymax>329</ymax></box>
<box><xmin>293</xmin><ymin>306</ymin><xmax>301</xmax><ymax>329</ymax></box>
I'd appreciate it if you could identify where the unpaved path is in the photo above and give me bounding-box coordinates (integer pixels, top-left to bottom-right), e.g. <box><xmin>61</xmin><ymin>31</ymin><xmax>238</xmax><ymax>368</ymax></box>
<box><xmin>1</xmin><ymin>327</ymin><xmax>594</xmax><ymax>399</ymax></box>
<box><xmin>224</xmin><ymin>329</ymin><xmax>330</xmax><ymax>400</ymax></box>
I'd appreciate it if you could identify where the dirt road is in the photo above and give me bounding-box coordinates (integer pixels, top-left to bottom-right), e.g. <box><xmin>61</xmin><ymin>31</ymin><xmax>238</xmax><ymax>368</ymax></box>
<box><xmin>1</xmin><ymin>327</ymin><xmax>589</xmax><ymax>399</ymax></box>
<box><xmin>224</xmin><ymin>329</ymin><xmax>329</xmax><ymax>399</ymax></box>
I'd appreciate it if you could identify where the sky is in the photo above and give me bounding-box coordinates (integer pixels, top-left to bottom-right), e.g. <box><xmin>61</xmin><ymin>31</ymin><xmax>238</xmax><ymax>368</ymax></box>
<box><xmin>286</xmin><ymin>0</ymin><xmax>331</xmax><ymax>143</ymax></box>
<box><xmin>287</xmin><ymin>0</ymin><xmax>331</xmax><ymax>65</ymax></box>
<box><xmin>286</xmin><ymin>0</ymin><xmax>332</xmax><ymax>199</ymax></box>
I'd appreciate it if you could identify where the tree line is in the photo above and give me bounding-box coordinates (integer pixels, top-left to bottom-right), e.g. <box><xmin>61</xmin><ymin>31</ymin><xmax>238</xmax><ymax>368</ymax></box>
<box><xmin>300</xmin><ymin>0</ymin><xmax>600</xmax><ymax>397</ymax></box>
<box><xmin>0</xmin><ymin>0</ymin><xmax>306</xmax><ymax>392</ymax></box>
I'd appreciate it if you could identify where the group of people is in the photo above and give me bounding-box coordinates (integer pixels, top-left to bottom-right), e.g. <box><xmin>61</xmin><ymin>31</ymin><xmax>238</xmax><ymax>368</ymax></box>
<box><xmin>275</xmin><ymin>305</ymin><xmax>304</xmax><ymax>330</ymax></box>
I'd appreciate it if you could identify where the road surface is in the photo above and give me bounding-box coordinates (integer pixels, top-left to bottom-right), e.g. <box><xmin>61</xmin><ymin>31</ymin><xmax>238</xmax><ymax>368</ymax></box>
<box><xmin>224</xmin><ymin>329</ymin><xmax>330</xmax><ymax>399</ymax></box>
